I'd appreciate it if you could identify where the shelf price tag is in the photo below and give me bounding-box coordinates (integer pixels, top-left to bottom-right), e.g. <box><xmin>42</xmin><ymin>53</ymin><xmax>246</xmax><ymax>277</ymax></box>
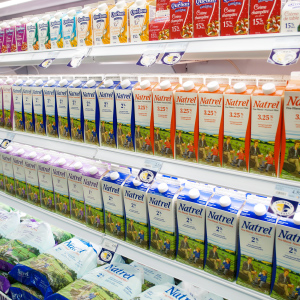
<box><xmin>38</xmin><ymin>51</ymin><xmax>60</xmax><ymax>68</ymax></box>
<box><xmin>99</xmin><ymin>238</ymin><xmax>118</xmax><ymax>264</ymax></box>
<box><xmin>136</xmin><ymin>44</ymin><xmax>166</xmax><ymax>67</ymax></box>
<box><xmin>67</xmin><ymin>47</ymin><xmax>92</xmax><ymax>68</ymax></box>
<box><xmin>159</xmin><ymin>42</ymin><xmax>188</xmax><ymax>65</ymax></box>
<box><xmin>143</xmin><ymin>159</ymin><xmax>163</xmax><ymax>172</ymax></box>
<box><xmin>267</xmin><ymin>48</ymin><xmax>300</xmax><ymax>66</ymax></box>
<box><xmin>274</xmin><ymin>184</ymin><xmax>300</xmax><ymax>202</ymax></box>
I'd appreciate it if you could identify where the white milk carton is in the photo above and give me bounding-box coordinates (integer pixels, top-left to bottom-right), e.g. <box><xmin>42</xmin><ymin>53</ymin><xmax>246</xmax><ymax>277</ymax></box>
<box><xmin>12</xmin><ymin>78</ymin><xmax>25</xmax><ymax>132</ymax></box>
<box><xmin>76</xmin><ymin>6</ymin><xmax>96</xmax><ymax>47</ymax></box>
<box><xmin>115</xmin><ymin>78</ymin><xmax>138</xmax><ymax>152</ymax></box>
<box><xmin>147</xmin><ymin>176</ymin><xmax>181</xmax><ymax>259</ymax></box>
<box><xmin>237</xmin><ymin>195</ymin><xmax>276</xmax><ymax>295</ymax></box>
<box><xmin>0</xmin><ymin>78</ymin><xmax>5</xmax><ymax>127</ymax></box>
<box><xmin>3</xmin><ymin>77</ymin><xmax>15</xmax><ymax>130</ymax></box>
<box><xmin>50</xmin><ymin>10</ymin><xmax>66</xmax><ymax>49</ymax></box>
<box><xmin>37</xmin><ymin>13</ymin><xmax>52</xmax><ymax>50</ymax></box>
<box><xmin>56</xmin><ymin>78</ymin><xmax>73</xmax><ymax>140</ymax></box>
<box><xmin>62</xmin><ymin>7</ymin><xmax>81</xmax><ymax>48</ymax></box>
<box><xmin>68</xmin><ymin>78</ymin><xmax>86</xmax><ymax>143</ymax></box>
<box><xmin>23</xmin><ymin>78</ymin><xmax>35</xmax><ymax>134</ymax></box>
<box><xmin>26</xmin><ymin>16</ymin><xmax>40</xmax><ymax>51</ymax></box>
<box><xmin>123</xmin><ymin>169</ymin><xmax>152</xmax><ymax>249</ymax></box>
<box><xmin>43</xmin><ymin>78</ymin><xmax>60</xmax><ymax>138</ymax></box>
<box><xmin>82</xmin><ymin>160</ymin><xmax>109</xmax><ymax>232</ymax></box>
<box><xmin>205</xmin><ymin>188</ymin><xmax>246</xmax><ymax>281</ymax></box>
<box><xmin>97</xmin><ymin>78</ymin><xmax>120</xmax><ymax>148</ymax></box>
<box><xmin>101</xmin><ymin>166</ymin><xmax>130</xmax><ymax>240</ymax></box>
<box><xmin>82</xmin><ymin>77</ymin><xmax>103</xmax><ymax>146</ymax></box>
<box><xmin>176</xmin><ymin>181</ymin><xmax>214</xmax><ymax>269</ymax></box>
<box><xmin>281</xmin><ymin>1</ymin><xmax>300</xmax><ymax>33</ymax></box>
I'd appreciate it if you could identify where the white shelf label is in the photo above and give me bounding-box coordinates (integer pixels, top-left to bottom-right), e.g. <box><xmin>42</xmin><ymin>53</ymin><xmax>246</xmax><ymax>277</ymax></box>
<box><xmin>275</xmin><ymin>184</ymin><xmax>300</xmax><ymax>201</ymax></box>
<box><xmin>98</xmin><ymin>238</ymin><xmax>119</xmax><ymax>264</ymax></box>
<box><xmin>144</xmin><ymin>159</ymin><xmax>163</xmax><ymax>172</ymax></box>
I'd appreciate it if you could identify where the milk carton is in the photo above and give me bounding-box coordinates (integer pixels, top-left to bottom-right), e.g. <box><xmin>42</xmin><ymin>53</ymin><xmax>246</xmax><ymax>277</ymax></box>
<box><xmin>62</xmin><ymin>7</ymin><xmax>81</xmax><ymax>48</ymax></box>
<box><xmin>0</xmin><ymin>22</ymin><xmax>7</xmax><ymax>53</ymax></box>
<box><xmin>5</xmin><ymin>20</ymin><xmax>18</xmax><ymax>53</ymax></box>
<box><xmin>223</xmin><ymin>80</ymin><xmax>256</xmax><ymax>172</ymax></box>
<box><xmin>237</xmin><ymin>196</ymin><xmax>276</xmax><ymax>295</ymax></box>
<box><xmin>97</xmin><ymin>78</ymin><xmax>120</xmax><ymax>148</ymax></box>
<box><xmin>12</xmin><ymin>78</ymin><xmax>25</xmax><ymax>132</ymax></box>
<box><xmin>123</xmin><ymin>169</ymin><xmax>152</xmax><ymax>248</ymax></box>
<box><xmin>3</xmin><ymin>77</ymin><xmax>15</xmax><ymax>130</ymax></box>
<box><xmin>101</xmin><ymin>166</ymin><xmax>130</xmax><ymax>240</ymax></box>
<box><xmin>23</xmin><ymin>78</ymin><xmax>35</xmax><ymax>134</ymax></box>
<box><xmin>82</xmin><ymin>77</ymin><xmax>102</xmax><ymax>146</ymax></box>
<box><xmin>205</xmin><ymin>188</ymin><xmax>246</xmax><ymax>281</ymax></box>
<box><xmin>115</xmin><ymin>78</ymin><xmax>138</xmax><ymax>152</ymax></box>
<box><xmin>32</xmin><ymin>78</ymin><xmax>47</xmax><ymax>136</ymax></box>
<box><xmin>147</xmin><ymin>176</ymin><xmax>181</xmax><ymax>259</ymax></box>
<box><xmin>133</xmin><ymin>79</ymin><xmax>158</xmax><ymax>155</ymax></box>
<box><xmin>198</xmin><ymin>79</ymin><xmax>228</xmax><ymax>167</ymax></box>
<box><xmin>177</xmin><ymin>182</ymin><xmax>214</xmax><ymax>269</ymax></box>
<box><xmin>44</xmin><ymin>78</ymin><xmax>60</xmax><ymax>138</ymax></box>
<box><xmin>250</xmin><ymin>81</ymin><xmax>285</xmax><ymax>178</ymax></box>
<box><xmin>0</xmin><ymin>78</ymin><xmax>4</xmax><ymax>127</ymax></box>
<box><xmin>56</xmin><ymin>78</ymin><xmax>72</xmax><ymax>140</ymax></box>
<box><xmin>50</xmin><ymin>11</ymin><xmax>65</xmax><ymax>49</ymax></box>
<box><xmin>37</xmin><ymin>13</ymin><xmax>52</xmax><ymax>50</ymax></box>
<box><xmin>26</xmin><ymin>16</ymin><xmax>40</xmax><ymax>51</ymax></box>
<box><xmin>281</xmin><ymin>1</ymin><xmax>300</xmax><ymax>33</ymax></box>
<box><xmin>175</xmin><ymin>79</ymin><xmax>202</xmax><ymax>163</ymax></box>
<box><xmin>82</xmin><ymin>161</ymin><xmax>109</xmax><ymax>232</ymax></box>
<box><xmin>16</xmin><ymin>17</ymin><xmax>30</xmax><ymax>52</ymax></box>
<box><xmin>77</xmin><ymin>6</ymin><xmax>96</xmax><ymax>47</ymax></box>
<box><xmin>153</xmin><ymin>79</ymin><xmax>178</xmax><ymax>159</ymax></box>
<box><xmin>68</xmin><ymin>78</ymin><xmax>86</xmax><ymax>143</ymax></box>
<box><xmin>0</xmin><ymin>147</ymin><xmax>5</xmax><ymax>192</ymax></box>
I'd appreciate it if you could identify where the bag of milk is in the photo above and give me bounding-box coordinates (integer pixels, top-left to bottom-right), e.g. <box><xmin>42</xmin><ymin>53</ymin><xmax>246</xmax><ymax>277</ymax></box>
<box><xmin>9</xmin><ymin>282</ymin><xmax>44</xmax><ymax>300</ymax></box>
<box><xmin>50</xmin><ymin>225</ymin><xmax>74</xmax><ymax>245</ymax></box>
<box><xmin>0</xmin><ymin>270</ymin><xmax>15</xmax><ymax>294</ymax></box>
<box><xmin>47</xmin><ymin>262</ymin><xmax>143</xmax><ymax>300</ymax></box>
<box><xmin>0</xmin><ymin>210</ymin><xmax>20</xmax><ymax>238</ymax></box>
<box><xmin>9</xmin><ymin>238</ymin><xmax>98</xmax><ymax>298</ymax></box>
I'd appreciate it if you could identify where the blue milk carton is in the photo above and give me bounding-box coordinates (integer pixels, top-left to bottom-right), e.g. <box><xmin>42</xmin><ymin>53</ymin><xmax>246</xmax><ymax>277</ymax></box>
<box><xmin>177</xmin><ymin>181</ymin><xmax>214</xmax><ymax>269</ymax></box>
<box><xmin>12</xmin><ymin>78</ymin><xmax>25</xmax><ymax>132</ymax></box>
<box><xmin>205</xmin><ymin>188</ymin><xmax>246</xmax><ymax>281</ymax></box>
<box><xmin>237</xmin><ymin>195</ymin><xmax>276</xmax><ymax>295</ymax></box>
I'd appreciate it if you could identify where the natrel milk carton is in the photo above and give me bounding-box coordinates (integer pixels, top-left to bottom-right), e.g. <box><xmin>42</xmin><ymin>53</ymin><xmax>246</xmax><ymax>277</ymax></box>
<box><xmin>147</xmin><ymin>176</ymin><xmax>181</xmax><ymax>259</ymax></box>
<box><xmin>237</xmin><ymin>195</ymin><xmax>276</xmax><ymax>295</ymax></box>
<box><xmin>0</xmin><ymin>78</ymin><xmax>4</xmax><ymax>127</ymax></box>
<box><xmin>198</xmin><ymin>78</ymin><xmax>228</xmax><ymax>167</ymax></box>
<box><xmin>250</xmin><ymin>81</ymin><xmax>285</xmax><ymax>178</ymax></box>
<box><xmin>77</xmin><ymin>6</ymin><xmax>96</xmax><ymax>47</ymax></box>
<box><xmin>115</xmin><ymin>77</ymin><xmax>138</xmax><ymax>152</ymax></box>
<box><xmin>280</xmin><ymin>72</ymin><xmax>300</xmax><ymax>182</ymax></box>
<box><xmin>44</xmin><ymin>78</ymin><xmax>60</xmax><ymax>138</ymax></box>
<box><xmin>50</xmin><ymin>11</ymin><xmax>65</xmax><ymax>49</ymax></box>
<box><xmin>123</xmin><ymin>169</ymin><xmax>152</xmax><ymax>249</ymax></box>
<box><xmin>56</xmin><ymin>78</ymin><xmax>72</xmax><ymax>140</ymax></box>
<box><xmin>223</xmin><ymin>80</ymin><xmax>255</xmax><ymax>172</ymax></box>
<box><xmin>62</xmin><ymin>7</ymin><xmax>81</xmax><ymax>48</ymax></box>
<box><xmin>26</xmin><ymin>16</ymin><xmax>40</xmax><ymax>51</ymax></box>
<box><xmin>68</xmin><ymin>78</ymin><xmax>86</xmax><ymax>143</ymax></box>
<box><xmin>153</xmin><ymin>79</ymin><xmax>178</xmax><ymax>159</ymax></box>
<box><xmin>101</xmin><ymin>166</ymin><xmax>130</xmax><ymax>240</ymax></box>
<box><xmin>205</xmin><ymin>188</ymin><xmax>246</xmax><ymax>281</ymax></box>
<box><xmin>133</xmin><ymin>79</ymin><xmax>158</xmax><ymax>155</ymax></box>
<box><xmin>5</xmin><ymin>20</ymin><xmax>18</xmax><ymax>53</ymax></box>
<box><xmin>176</xmin><ymin>181</ymin><xmax>214</xmax><ymax>269</ymax></box>
<box><xmin>82</xmin><ymin>77</ymin><xmax>102</xmax><ymax>146</ymax></box>
<box><xmin>37</xmin><ymin>13</ymin><xmax>52</xmax><ymax>50</ymax></box>
<box><xmin>12</xmin><ymin>78</ymin><xmax>25</xmax><ymax>132</ymax></box>
<box><xmin>97</xmin><ymin>78</ymin><xmax>119</xmax><ymax>148</ymax></box>
<box><xmin>23</xmin><ymin>78</ymin><xmax>35</xmax><ymax>134</ymax></box>
<box><xmin>3</xmin><ymin>78</ymin><xmax>15</xmax><ymax>131</ymax></box>
<box><xmin>16</xmin><ymin>17</ymin><xmax>30</xmax><ymax>52</ymax></box>
<box><xmin>175</xmin><ymin>79</ymin><xmax>202</xmax><ymax>163</ymax></box>
<box><xmin>82</xmin><ymin>160</ymin><xmax>109</xmax><ymax>232</ymax></box>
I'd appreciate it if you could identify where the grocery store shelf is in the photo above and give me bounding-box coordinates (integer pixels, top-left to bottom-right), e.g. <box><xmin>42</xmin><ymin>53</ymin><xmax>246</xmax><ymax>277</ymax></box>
<box><xmin>0</xmin><ymin>192</ymin><xmax>271</xmax><ymax>300</ymax></box>
<box><xmin>0</xmin><ymin>33</ymin><xmax>299</xmax><ymax>67</ymax></box>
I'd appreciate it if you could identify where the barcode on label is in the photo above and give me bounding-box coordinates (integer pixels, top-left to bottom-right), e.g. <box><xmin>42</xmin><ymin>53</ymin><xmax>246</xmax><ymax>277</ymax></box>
<box><xmin>275</xmin><ymin>190</ymin><xmax>288</xmax><ymax>197</ymax></box>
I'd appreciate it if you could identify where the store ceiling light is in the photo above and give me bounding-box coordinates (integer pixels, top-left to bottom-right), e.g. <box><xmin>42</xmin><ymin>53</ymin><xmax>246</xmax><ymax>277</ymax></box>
<box><xmin>0</xmin><ymin>0</ymin><xmax>33</xmax><ymax>9</ymax></box>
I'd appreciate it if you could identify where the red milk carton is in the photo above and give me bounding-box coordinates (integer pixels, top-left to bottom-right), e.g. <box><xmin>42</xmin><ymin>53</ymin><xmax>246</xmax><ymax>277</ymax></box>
<box><xmin>149</xmin><ymin>17</ymin><xmax>170</xmax><ymax>40</ymax></box>
<box><xmin>170</xmin><ymin>0</ymin><xmax>193</xmax><ymax>39</ymax></box>
<box><xmin>157</xmin><ymin>0</ymin><xmax>170</xmax><ymax>10</ymax></box>
<box><xmin>194</xmin><ymin>0</ymin><xmax>220</xmax><ymax>37</ymax></box>
<box><xmin>220</xmin><ymin>0</ymin><xmax>249</xmax><ymax>36</ymax></box>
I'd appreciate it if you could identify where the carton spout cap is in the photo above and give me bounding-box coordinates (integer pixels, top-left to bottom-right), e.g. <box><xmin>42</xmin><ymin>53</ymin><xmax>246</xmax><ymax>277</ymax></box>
<box><xmin>16</xmin><ymin>148</ymin><xmax>25</xmax><ymax>155</ymax></box>
<box><xmin>5</xmin><ymin>146</ymin><xmax>13</xmax><ymax>153</ymax></box>
<box><xmin>72</xmin><ymin>79</ymin><xmax>81</xmax><ymax>87</ymax></box>
<box><xmin>47</xmin><ymin>79</ymin><xmax>55</xmax><ymax>87</ymax></box>
<box><xmin>183</xmin><ymin>81</ymin><xmax>194</xmax><ymax>91</ymax></box>
<box><xmin>262</xmin><ymin>83</ymin><xmax>276</xmax><ymax>95</ymax></box>
<box><xmin>136</xmin><ymin>0</ymin><xmax>146</xmax><ymax>6</ymax></box>
<box><xmin>116</xmin><ymin>1</ymin><xmax>126</xmax><ymax>9</ymax></box>
<box><xmin>160</xmin><ymin>80</ymin><xmax>171</xmax><ymax>90</ymax></box>
<box><xmin>98</xmin><ymin>3</ymin><xmax>108</xmax><ymax>11</ymax></box>
<box><xmin>59</xmin><ymin>79</ymin><xmax>68</xmax><ymax>87</ymax></box>
<box><xmin>110</xmin><ymin>171</ymin><xmax>120</xmax><ymax>180</ymax></box>
<box><xmin>294</xmin><ymin>213</ymin><xmax>300</xmax><ymax>225</ymax></box>
<box><xmin>104</xmin><ymin>79</ymin><xmax>113</xmax><ymax>88</ymax></box>
<box><xmin>15</xmin><ymin>79</ymin><xmax>23</xmax><ymax>86</ymax></box>
<box><xmin>56</xmin><ymin>157</ymin><xmax>66</xmax><ymax>166</ymax></box>
<box><xmin>54</xmin><ymin>12</ymin><xmax>63</xmax><ymax>20</ymax></box>
<box><xmin>67</xmin><ymin>9</ymin><xmax>77</xmax><ymax>17</ymax></box>
<box><xmin>42</xmin><ymin>154</ymin><xmax>51</xmax><ymax>162</ymax></box>
<box><xmin>29</xmin><ymin>151</ymin><xmax>37</xmax><ymax>158</ymax></box>
<box><xmin>233</xmin><ymin>82</ymin><xmax>246</xmax><ymax>94</ymax></box>
<box><xmin>219</xmin><ymin>196</ymin><xmax>231</xmax><ymax>207</ymax></box>
<box><xmin>189</xmin><ymin>188</ymin><xmax>200</xmax><ymax>199</ymax></box>
<box><xmin>5</xmin><ymin>78</ymin><xmax>13</xmax><ymax>85</ymax></box>
<box><xmin>86</xmin><ymin>79</ymin><xmax>96</xmax><ymax>88</ymax></box>
<box><xmin>26</xmin><ymin>79</ymin><xmax>34</xmax><ymax>86</ymax></box>
<box><xmin>207</xmin><ymin>81</ymin><xmax>219</xmax><ymax>92</ymax></box>
<box><xmin>140</xmin><ymin>80</ymin><xmax>150</xmax><ymax>90</ymax></box>
<box><xmin>88</xmin><ymin>166</ymin><xmax>98</xmax><ymax>175</ymax></box>
<box><xmin>35</xmin><ymin>79</ymin><xmax>43</xmax><ymax>86</ymax></box>
<box><xmin>82</xmin><ymin>6</ymin><xmax>91</xmax><ymax>14</ymax></box>
<box><xmin>73</xmin><ymin>161</ymin><xmax>83</xmax><ymax>170</ymax></box>
<box><xmin>158</xmin><ymin>182</ymin><xmax>168</xmax><ymax>193</ymax></box>
<box><xmin>133</xmin><ymin>179</ymin><xmax>142</xmax><ymax>186</ymax></box>
<box><xmin>254</xmin><ymin>203</ymin><xmax>267</xmax><ymax>216</ymax></box>
<box><xmin>121</xmin><ymin>79</ymin><xmax>131</xmax><ymax>89</ymax></box>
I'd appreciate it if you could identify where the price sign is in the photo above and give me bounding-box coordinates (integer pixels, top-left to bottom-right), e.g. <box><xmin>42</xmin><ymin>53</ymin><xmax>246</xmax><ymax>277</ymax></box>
<box><xmin>98</xmin><ymin>239</ymin><xmax>118</xmax><ymax>264</ymax></box>
<box><xmin>275</xmin><ymin>184</ymin><xmax>300</xmax><ymax>202</ymax></box>
<box><xmin>144</xmin><ymin>159</ymin><xmax>163</xmax><ymax>172</ymax></box>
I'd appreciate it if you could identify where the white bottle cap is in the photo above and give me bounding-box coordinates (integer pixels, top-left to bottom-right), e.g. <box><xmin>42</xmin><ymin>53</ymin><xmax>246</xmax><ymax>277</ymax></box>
<box><xmin>15</xmin><ymin>79</ymin><xmax>23</xmax><ymax>86</ymax></box>
<box><xmin>219</xmin><ymin>195</ymin><xmax>231</xmax><ymax>207</ymax></box>
<box><xmin>136</xmin><ymin>0</ymin><xmax>146</xmax><ymax>6</ymax></box>
<box><xmin>68</xmin><ymin>9</ymin><xmax>77</xmax><ymax>17</ymax></box>
<box><xmin>5</xmin><ymin>78</ymin><xmax>13</xmax><ymax>85</ymax></box>
<box><xmin>59</xmin><ymin>79</ymin><xmax>68</xmax><ymax>87</ymax></box>
<box><xmin>98</xmin><ymin>3</ymin><xmax>108</xmax><ymax>11</ymax></box>
<box><xmin>56</xmin><ymin>157</ymin><xmax>66</xmax><ymax>166</ymax></box>
<box><xmin>82</xmin><ymin>6</ymin><xmax>91</xmax><ymax>14</ymax></box>
<box><xmin>262</xmin><ymin>83</ymin><xmax>276</xmax><ymax>95</ymax></box>
<box><xmin>293</xmin><ymin>213</ymin><xmax>300</xmax><ymax>225</ymax></box>
<box><xmin>42</xmin><ymin>14</ymin><xmax>51</xmax><ymax>21</ymax></box>
<box><xmin>88</xmin><ymin>166</ymin><xmax>98</xmax><ymax>175</ymax></box>
<box><xmin>16</xmin><ymin>148</ymin><xmax>25</xmax><ymax>155</ymax></box>
<box><xmin>73</xmin><ymin>161</ymin><xmax>83</xmax><ymax>170</ymax></box>
<box><xmin>31</xmin><ymin>17</ymin><xmax>39</xmax><ymax>23</ymax></box>
<box><xmin>133</xmin><ymin>179</ymin><xmax>142</xmax><ymax>186</ymax></box>
<box><xmin>110</xmin><ymin>171</ymin><xmax>120</xmax><ymax>180</ymax></box>
<box><xmin>35</xmin><ymin>79</ymin><xmax>43</xmax><ymax>86</ymax></box>
<box><xmin>47</xmin><ymin>79</ymin><xmax>56</xmax><ymax>87</ymax></box>
<box><xmin>189</xmin><ymin>188</ymin><xmax>200</xmax><ymax>199</ymax></box>
<box><xmin>234</xmin><ymin>82</ymin><xmax>247</xmax><ymax>94</ymax></box>
<box><xmin>86</xmin><ymin>79</ymin><xmax>96</xmax><ymax>88</ymax></box>
<box><xmin>5</xmin><ymin>146</ymin><xmax>13</xmax><ymax>153</ymax></box>
<box><xmin>26</xmin><ymin>79</ymin><xmax>34</xmax><ymax>86</ymax></box>
<box><xmin>121</xmin><ymin>79</ymin><xmax>130</xmax><ymax>89</ymax></box>
<box><xmin>9</xmin><ymin>20</ymin><xmax>17</xmax><ymax>26</ymax></box>
<box><xmin>183</xmin><ymin>81</ymin><xmax>195</xmax><ymax>91</ymax></box>
<box><xmin>54</xmin><ymin>12</ymin><xmax>63</xmax><ymax>20</ymax></box>
<box><xmin>160</xmin><ymin>80</ymin><xmax>171</xmax><ymax>90</ymax></box>
<box><xmin>72</xmin><ymin>79</ymin><xmax>81</xmax><ymax>87</ymax></box>
<box><xmin>116</xmin><ymin>0</ymin><xmax>126</xmax><ymax>9</ymax></box>
<box><xmin>207</xmin><ymin>81</ymin><xmax>219</xmax><ymax>92</ymax></box>
<box><xmin>140</xmin><ymin>80</ymin><xmax>150</xmax><ymax>90</ymax></box>
<box><xmin>20</xmin><ymin>18</ymin><xmax>28</xmax><ymax>24</ymax></box>
<box><xmin>29</xmin><ymin>151</ymin><xmax>37</xmax><ymax>158</ymax></box>
<box><xmin>42</xmin><ymin>154</ymin><xmax>51</xmax><ymax>162</ymax></box>
<box><xmin>158</xmin><ymin>182</ymin><xmax>168</xmax><ymax>193</ymax></box>
<box><xmin>104</xmin><ymin>79</ymin><xmax>113</xmax><ymax>88</ymax></box>
<box><xmin>254</xmin><ymin>203</ymin><xmax>267</xmax><ymax>216</ymax></box>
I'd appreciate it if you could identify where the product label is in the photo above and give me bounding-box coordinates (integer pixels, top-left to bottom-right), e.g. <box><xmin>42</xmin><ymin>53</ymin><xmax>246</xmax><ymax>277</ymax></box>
<box><xmin>5</xmin><ymin>27</ymin><xmax>17</xmax><ymax>52</ymax></box>
<box><xmin>26</xmin><ymin>23</ymin><xmax>39</xmax><ymax>51</ymax></box>
<box><xmin>2</xmin><ymin>153</ymin><xmax>15</xmax><ymax>196</ymax></box>
<box><xmin>23</xmin><ymin>86</ymin><xmax>35</xmax><ymax>133</ymax></box>
<box><xmin>50</xmin><ymin>18</ymin><xmax>64</xmax><ymax>49</ymax></box>
<box><xmin>38</xmin><ymin>20</ymin><xmax>51</xmax><ymax>50</ymax></box>
<box><xmin>0</xmin><ymin>29</ymin><xmax>5</xmax><ymax>53</ymax></box>
<box><xmin>77</xmin><ymin>12</ymin><xmax>93</xmax><ymax>47</ymax></box>
<box><xmin>56</xmin><ymin>86</ymin><xmax>71</xmax><ymax>140</ymax></box>
<box><xmin>24</xmin><ymin>159</ymin><xmax>40</xmax><ymax>206</ymax></box>
<box><xmin>63</xmin><ymin>16</ymin><xmax>77</xmax><ymax>48</ymax></box>
<box><xmin>38</xmin><ymin>163</ymin><xmax>55</xmax><ymax>211</ymax></box>
<box><xmin>32</xmin><ymin>86</ymin><xmax>46</xmax><ymax>136</ymax></box>
<box><xmin>93</xmin><ymin>9</ymin><xmax>110</xmax><ymax>45</ymax></box>
<box><xmin>281</xmin><ymin>2</ymin><xmax>300</xmax><ymax>33</ymax></box>
<box><xmin>149</xmin><ymin>17</ymin><xmax>170</xmax><ymax>41</ymax></box>
<box><xmin>3</xmin><ymin>85</ymin><xmax>13</xmax><ymax>131</ymax></box>
<box><xmin>12</xmin><ymin>86</ymin><xmax>24</xmax><ymax>132</ymax></box>
<box><xmin>44</xmin><ymin>87</ymin><xmax>58</xmax><ymax>138</ymax></box>
<box><xmin>110</xmin><ymin>8</ymin><xmax>128</xmax><ymax>44</ymax></box>
<box><xmin>12</xmin><ymin>156</ymin><xmax>27</xmax><ymax>201</ymax></box>
<box><xmin>16</xmin><ymin>24</ymin><xmax>28</xmax><ymax>51</ymax></box>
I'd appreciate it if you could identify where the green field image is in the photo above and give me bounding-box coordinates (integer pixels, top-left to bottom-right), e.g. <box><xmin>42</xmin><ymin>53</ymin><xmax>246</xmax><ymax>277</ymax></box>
<box><xmin>14</xmin><ymin>111</ymin><xmax>24</xmax><ymax>131</ymax></box>
<box><xmin>237</xmin><ymin>254</ymin><xmax>272</xmax><ymax>295</ymax></box>
<box><xmin>0</xmin><ymin>111</ymin><xmax>3</xmax><ymax>127</ymax></box>
<box><xmin>86</xmin><ymin>205</ymin><xmax>104</xmax><ymax>233</ymax></box>
<box><xmin>4</xmin><ymin>110</ymin><xmax>12</xmax><ymax>130</ymax></box>
<box><xmin>149</xmin><ymin>226</ymin><xmax>176</xmax><ymax>259</ymax></box>
<box><xmin>105</xmin><ymin>211</ymin><xmax>125</xmax><ymax>240</ymax></box>
<box><xmin>176</xmin><ymin>234</ymin><xmax>204</xmax><ymax>269</ymax></box>
<box><xmin>142</xmin><ymin>280</ymin><xmax>155</xmax><ymax>292</ymax></box>
<box><xmin>280</xmin><ymin>138</ymin><xmax>300</xmax><ymax>182</ymax></box>
<box><xmin>100</xmin><ymin>121</ymin><xmax>116</xmax><ymax>148</ymax></box>
<box><xmin>198</xmin><ymin>133</ymin><xmax>221</xmax><ymax>167</ymax></box>
<box><xmin>135</xmin><ymin>125</ymin><xmax>153</xmax><ymax>155</ymax></box>
<box><xmin>34</xmin><ymin>114</ymin><xmax>46</xmax><ymax>136</ymax></box>
<box><xmin>154</xmin><ymin>128</ymin><xmax>173</xmax><ymax>159</ymax></box>
<box><xmin>4</xmin><ymin>176</ymin><xmax>15</xmax><ymax>196</ymax></box>
<box><xmin>11</xmin><ymin>282</ymin><xmax>43</xmax><ymax>300</ymax></box>
<box><xmin>70</xmin><ymin>198</ymin><xmax>85</xmax><ymax>224</ymax></box>
<box><xmin>46</xmin><ymin>115</ymin><xmax>58</xmax><ymax>138</ymax></box>
<box><xmin>55</xmin><ymin>193</ymin><xmax>70</xmax><ymax>218</ymax></box>
<box><xmin>175</xmin><ymin>130</ymin><xmax>197</xmax><ymax>163</ymax></box>
<box><xmin>58</xmin><ymin>116</ymin><xmax>71</xmax><ymax>140</ymax></box>
<box><xmin>117</xmin><ymin>124</ymin><xmax>134</xmax><ymax>152</ymax></box>
<box><xmin>24</xmin><ymin>112</ymin><xmax>34</xmax><ymax>133</ymax></box>
<box><xmin>70</xmin><ymin>118</ymin><xmax>83</xmax><ymax>143</ymax></box>
<box><xmin>126</xmin><ymin>218</ymin><xmax>149</xmax><ymax>249</ymax></box>
<box><xmin>40</xmin><ymin>188</ymin><xmax>55</xmax><ymax>212</ymax></box>
<box><xmin>84</xmin><ymin>119</ymin><xmax>99</xmax><ymax>146</ymax></box>
<box><xmin>204</xmin><ymin>243</ymin><xmax>236</xmax><ymax>282</ymax></box>
<box><xmin>27</xmin><ymin>184</ymin><xmax>41</xmax><ymax>207</ymax></box>
<box><xmin>14</xmin><ymin>180</ymin><xmax>27</xmax><ymax>201</ymax></box>
<box><xmin>0</xmin><ymin>175</ymin><xmax>4</xmax><ymax>191</ymax></box>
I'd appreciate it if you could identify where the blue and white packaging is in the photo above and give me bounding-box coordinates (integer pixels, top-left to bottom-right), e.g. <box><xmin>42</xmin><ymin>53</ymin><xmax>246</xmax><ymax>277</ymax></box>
<box><xmin>0</xmin><ymin>210</ymin><xmax>20</xmax><ymax>238</ymax></box>
<box><xmin>12</xmin><ymin>78</ymin><xmax>25</xmax><ymax>132</ymax></box>
<box><xmin>237</xmin><ymin>195</ymin><xmax>276</xmax><ymax>295</ymax></box>
<box><xmin>177</xmin><ymin>181</ymin><xmax>214</xmax><ymax>269</ymax></box>
<box><xmin>23</xmin><ymin>78</ymin><xmax>36</xmax><ymax>134</ymax></box>
<box><xmin>205</xmin><ymin>188</ymin><xmax>246</xmax><ymax>281</ymax></box>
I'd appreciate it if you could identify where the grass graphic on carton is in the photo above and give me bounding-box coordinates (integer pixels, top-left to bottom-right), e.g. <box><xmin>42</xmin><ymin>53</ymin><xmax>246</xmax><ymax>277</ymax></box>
<box><xmin>281</xmin><ymin>139</ymin><xmax>300</xmax><ymax>182</ymax></box>
<box><xmin>198</xmin><ymin>133</ymin><xmax>220</xmax><ymax>167</ymax></box>
<box><xmin>100</xmin><ymin>121</ymin><xmax>115</xmax><ymax>148</ymax></box>
<box><xmin>24</xmin><ymin>112</ymin><xmax>34</xmax><ymax>133</ymax></box>
<box><xmin>70</xmin><ymin>198</ymin><xmax>85</xmax><ymax>224</ymax></box>
<box><xmin>126</xmin><ymin>218</ymin><xmax>149</xmax><ymax>249</ymax></box>
<box><xmin>46</xmin><ymin>115</ymin><xmax>58</xmax><ymax>138</ymax></box>
<box><xmin>40</xmin><ymin>188</ymin><xmax>55</xmax><ymax>212</ymax></box>
<box><xmin>4</xmin><ymin>110</ymin><xmax>12</xmax><ymax>130</ymax></box>
<box><xmin>15</xmin><ymin>180</ymin><xmax>27</xmax><ymax>201</ymax></box>
<box><xmin>175</xmin><ymin>130</ymin><xmax>197</xmax><ymax>163</ymax></box>
<box><xmin>58</xmin><ymin>116</ymin><xmax>71</xmax><ymax>140</ymax></box>
<box><xmin>27</xmin><ymin>184</ymin><xmax>40</xmax><ymax>207</ymax></box>
<box><xmin>4</xmin><ymin>176</ymin><xmax>15</xmax><ymax>196</ymax></box>
<box><xmin>84</xmin><ymin>119</ymin><xmax>98</xmax><ymax>146</ymax></box>
<box><xmin>86</xmin><ymin>206</ymin><xmax>104</xmax><ymax>233</ymax></box>
<box><xmin>118</xmin><ymin>124</ymin><xmax>134</xmax><ymax>152</ymax></box>
<box><xmin>55</xmin><ymin>193</ymin><xmax>70</xmax><ymax>218</ymax></box>
<box><xmin>154</xmin><ymin>127</ymin><xmax>173</xmax><ymax>159</ymax></box>
<box><xmin>70</xmin><ymin>118</ymin><xmax>83</xmax><ymax>142</ymax></box>
<box><xmin>35</xmin><ymin>114</ymin><xmax>46</xmax><ymax>136</ymax></box>
<box><xmin>14</xmin><ymin>111</ymin><xmax>24</xmax><ymax>132</ymax></box>
<box><xmin>135</xmin><ymin>125</ymin><xmax>152</xmax><ymax>154</ymax></box>
<box><xmin>105</xmin><ymin>211</ymin><xmax>125</xmax><ymax>241</ymax></box>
